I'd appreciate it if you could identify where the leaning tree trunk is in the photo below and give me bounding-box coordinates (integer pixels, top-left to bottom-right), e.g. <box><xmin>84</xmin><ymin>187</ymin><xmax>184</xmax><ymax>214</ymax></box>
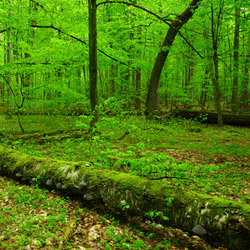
<box><xmin>0</xmin><ymin>145</ymin><xmax>249</xmax><ymax>250</ymax></box>
<box><xmin>145</xmin><ymin>0</ymin><xmax>203</xmax><ymax>119</ymax></box>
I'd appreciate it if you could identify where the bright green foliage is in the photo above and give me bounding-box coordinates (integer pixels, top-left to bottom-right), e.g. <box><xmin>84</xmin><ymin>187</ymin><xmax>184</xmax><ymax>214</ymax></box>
<box><xmin>0</xmin><ymin>0</ymin><xmax>249</xmax><ymax>114</ymax></box>
<box><xmin>1</xmin><ymin>114</ymin><xmax>249</xmax><ymax>205</ymax></box>
<box><xmin>0</xmin><ymin>1</ymin><xmax>250</xmax><ymax>248</ymax></box>
<box><xmin>0</xmin><ymin>178</ymin><xmax>70</xmax><ymax>249</ymax></box>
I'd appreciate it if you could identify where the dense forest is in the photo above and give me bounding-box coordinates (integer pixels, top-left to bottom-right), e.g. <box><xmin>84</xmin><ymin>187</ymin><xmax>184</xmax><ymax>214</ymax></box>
<box><xmin>0</xmin><ymin>0</ymin><xmax>250</xmax><ymax>249</ymax></box>
<box><xmin>1</xmin><ymin>0</ymin><xmax>250</xmax><ymax>124</ymax></box>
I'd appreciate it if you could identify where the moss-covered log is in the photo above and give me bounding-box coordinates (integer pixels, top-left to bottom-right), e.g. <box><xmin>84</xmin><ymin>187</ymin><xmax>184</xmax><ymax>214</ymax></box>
<box><xmin>0</xmin><ymin>145</ymin><xmax>249</xmax><ymax>250</ymax></box>
<box><xmin>171</xmin><ymin>110</ymin><xmax>250</xmax><ymax>126</ymax></box>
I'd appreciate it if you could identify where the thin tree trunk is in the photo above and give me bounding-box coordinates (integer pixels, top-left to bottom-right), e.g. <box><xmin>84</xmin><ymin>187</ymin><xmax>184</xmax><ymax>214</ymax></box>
<box><xmin>145</xmin><ymin>0</ymin><xmax>202</xmax><ymax>119</ymax></box>
<box><xmin>6</xmin><ymin>1</ymin><xmax>13</xmax><ymax>108</ymax></box>
<box><xmin>184</xmin><ymin>55</ymin><xmax>194</xmax><ymax>108</ymax></box>
<box><xmin>110</xmin><ymin>64</ymin><xmax>116</xmax><ymax>96</ymax></box>
<box><xmin>231</xmin><ymin>1</ymin><xmax>240</xmax><ymax>113</ymax></box>
<box><xmin>212</xmin><ymin>51</ymin><xmax>223</xmax><ymax>126</ymax></box>
<box><xmin>0</xmin><ymin>78</ymin><xmax>4</xmax><ymax>105</ymax></box>
<box><xmin>22</xmin><ymin>1</ymin><xmax>37</xmax><ymax>99</ymax></box>
<box><xmin>211</xmin><ymin>2</ymin><xmax>223</xmax><ymax>126</ymax></box>
<box><xmin>241</xmin><ymin>35</ymin><xmax>250</xmax><ymax>110</ymax></box>
<box><xmin>133</xmin><ymin>25</ymin><xmax>142</xmax><ymax>110</ymax></box>
<box><xmin>200</xmin><ymin>66</ymin><xmax>210</xmax><ymax>107</ymax></box>
<box><xmin>88</xmin><ymin>0</ymin><xmax>99</xmax><ymax>128</ymax></box>
<box><xmin>7</xmin><ymin>22</ymin><xmax>13</xmax><ymax>108</ymax></box>
<box><xmin>134</xmin><ymin>68</ymin><xmax>141</xmax><ymax>109</ymax></box>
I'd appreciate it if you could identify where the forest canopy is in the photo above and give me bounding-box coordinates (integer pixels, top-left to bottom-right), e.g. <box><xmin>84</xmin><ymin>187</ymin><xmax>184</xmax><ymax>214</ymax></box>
<box><xmin>0</xmin><ymin>0</ymin><xmax>250</xmax><ymax>125</ymax></box>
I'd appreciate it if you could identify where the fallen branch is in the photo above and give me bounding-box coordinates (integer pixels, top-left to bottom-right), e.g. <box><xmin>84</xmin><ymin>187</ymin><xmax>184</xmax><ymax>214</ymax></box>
<box><xmin>147</xmin><ymin>176</ymin><xmax>193</xmax><ymax>181</ymax></box>
<box><xmin>58</xmin><ymin>201</ymin><xmax>81</xmax><ymax>249</ymax></box>
<box><xmin>117</xmin><ymin>130</ymin><xmax>129</xmax><ymax>140</ymax></box>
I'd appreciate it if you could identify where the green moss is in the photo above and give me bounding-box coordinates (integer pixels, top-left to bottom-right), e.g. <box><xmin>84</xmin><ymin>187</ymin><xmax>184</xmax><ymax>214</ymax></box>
<box><xmin>0</xmin><ymin>145</ymin><xmax>250</xmax><ymax>250</ymax></box>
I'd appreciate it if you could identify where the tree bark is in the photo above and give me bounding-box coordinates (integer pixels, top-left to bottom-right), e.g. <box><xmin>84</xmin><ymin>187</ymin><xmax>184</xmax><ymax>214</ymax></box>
<box><xmin>199</xmin><ymin>64</ymin><xmax>211</xmax><ymax>107</ymax></box>
<box><xmin>231</xmin><ymin>1</ymin><xmax>240</xmax><ymax>113</ymax></box>
<box><xmin>241</xmin><ymin>35</ymin><xmax>250</xmax><ymax>110</ymax></box>
<box><xmin>210</xmin><ymin>2</ymin><xmax>223</xmax><ymax>126</ymax></box>
<box><xmin>133</xmin><ymin>68</ymin><xmax>141</xmax><ymax>110</ymax></box>
<box><xmin>145</xmin><ymin>0</ymin><xmax>202</xmax><ymax>119</ymax></box>
<box><xmin>184</xmin><ymin>53</ymin><xmax>195</xmax><ymax>108</ymax></box>
<box><xmin>212</xmin><ymin>50</ymin><xmax>223</xmax><ymax>126</ymax></box>
<box><xmin>0</xmin><ymin>145</ymin><xmax>249</xmax><ymax>250</ymax></box>
<box><xmin>7</xmin><ymin>33</ymin><xmax>12</xmax><ymax>107</ymax></box>
<box><xmin>88</xmin><ymin>0</ymin><xmax>99</xmax><ymax>128</ymax></box>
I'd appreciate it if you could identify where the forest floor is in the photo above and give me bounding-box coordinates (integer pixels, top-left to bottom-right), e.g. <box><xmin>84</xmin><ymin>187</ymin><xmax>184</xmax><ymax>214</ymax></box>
<box><xmin>0</xmin><ymin>114</ymin><xmax>249</xmax><ymax>249</ymax></box>
<box><xmin>0</xmin><ymin>176</ymin><xmax>225</xmax><ymax>250</ymax></box>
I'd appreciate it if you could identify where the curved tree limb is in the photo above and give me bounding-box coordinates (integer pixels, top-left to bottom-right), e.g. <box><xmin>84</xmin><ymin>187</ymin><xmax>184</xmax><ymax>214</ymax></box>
<box><xmin>97</xmin><ymin>1</ymin><xmax>203</xmax><ymax>59</ymax></box>
<box><xmin>0</xmin><ymin>73</ymin><xmax>25</xmax><ymax>110</ymax></box>
<box><xmin>1</xmin><ymin>25</ymin><xmax>135</xmax><ymax>70</ymax></box>
<box><xmin>1</xmin><ymin>1</ymin><xmax>203</xmax><ymax>67</ymax></box>
<box><xmin>97</xmin><ymin>1</ymin><xmax>172</xmax><ymax>25</ymax></box>
<box><xmin>0</xmin><ymin>73</ymin><xmax>25</xmax><ymax>133</ymax></box>
<box><xmin>31</xmin><ymin>25</ymin><xmax>135</xmax><ymax>69</ymax></box>
<box><xmin>29</xmin><ymin>0</ymin><xmax>47</xmax><ymax>12</ymax></box>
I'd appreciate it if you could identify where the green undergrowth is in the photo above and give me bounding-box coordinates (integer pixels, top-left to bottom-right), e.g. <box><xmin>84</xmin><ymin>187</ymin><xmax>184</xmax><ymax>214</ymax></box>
<box><xmin>0</xmin><ymin>114</ymin><xmax>250</xmax><ymax>205</ymax></box>
<box><xmin>0</xmin><ymin>177</ymin><xmax>71</xmax><ymax>249</ymax></box>
<box><xmin>0</xmin><ymin>176</ymin><xmax>171</xmax><ymax>249</ymax></box>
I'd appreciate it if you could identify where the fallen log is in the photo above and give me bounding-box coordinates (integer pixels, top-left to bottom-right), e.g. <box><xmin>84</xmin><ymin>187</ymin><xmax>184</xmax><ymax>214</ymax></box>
<box><xmin>171</xmin><ymin>110</ymin><xmax>250</xmax><ymax>126</ymax></box>
<box><xmin>0</xmin><ymin>145</ymin><xmax>249</xmax><ymax>250</ymax></box>
<box><xmin>165</xmin><ymin>109</ymin><xmax>250</xmax><ymax>126</ymax></box>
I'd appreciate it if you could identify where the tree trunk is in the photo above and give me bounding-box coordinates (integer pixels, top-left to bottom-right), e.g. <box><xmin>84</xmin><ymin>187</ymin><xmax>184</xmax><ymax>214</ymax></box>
<box><xmin>184</xmin><ymin>54</ymin><xmax>195</xmax><ymax>108</ymax></box>
<box><xmin>133</xmin><ymin>25</ymin><xmax>142</xmax><ymax>110</ymax></box>
<box><xmin>145</xmin><ymin>0</ymin><xmax>202</xmax><ymax>119</ymax></box>
<box><xmin>7</xmin><ymin>32</ymin><xmax>13</xmax><ymax>107</ymax></box>
<box><xmin>110</xmin><ymin>63</ymin><xmax>117</xmax><ymax>96</ymax></box>
<box><xmin>211</xmin><ymin>2</ymin><xmax>223</xmax><ymax>126</ymax></box>
<box><xmin>0</xmin><ymin>145</ymin><xmax>249</xmax><ymax>250</ymax></box>
<box><xmin>0</xmin><ymin>79</ymin><xmax>4</xmax><ymax>105</ymax></box>
<box><xmin>199</xmin><ymin>65</ymin><xmax>211</xmax><ymax>107</ymax></box>
<box><xmin>241</xmin><ymin>35</ymin><xmax>250</xmax><ymax>110</ymax></box>
<box><xmin>231</xmin><ymin>1</ymin><xmax>240</xmax><ymax>113</ymax></box>
<box><xmin>88</xmin><ymin>0</ymin><xmax>99</xmax><ymax>128</ymax></box>
<box><xmin>212</xmin><ymin>50</ymin><xmax>223</xmax><ymax>126</ymax></box>
<box><xmin>133</xmin><ymin>68</ymin><xmax>141</xmax><ymax>110</ymax></box>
